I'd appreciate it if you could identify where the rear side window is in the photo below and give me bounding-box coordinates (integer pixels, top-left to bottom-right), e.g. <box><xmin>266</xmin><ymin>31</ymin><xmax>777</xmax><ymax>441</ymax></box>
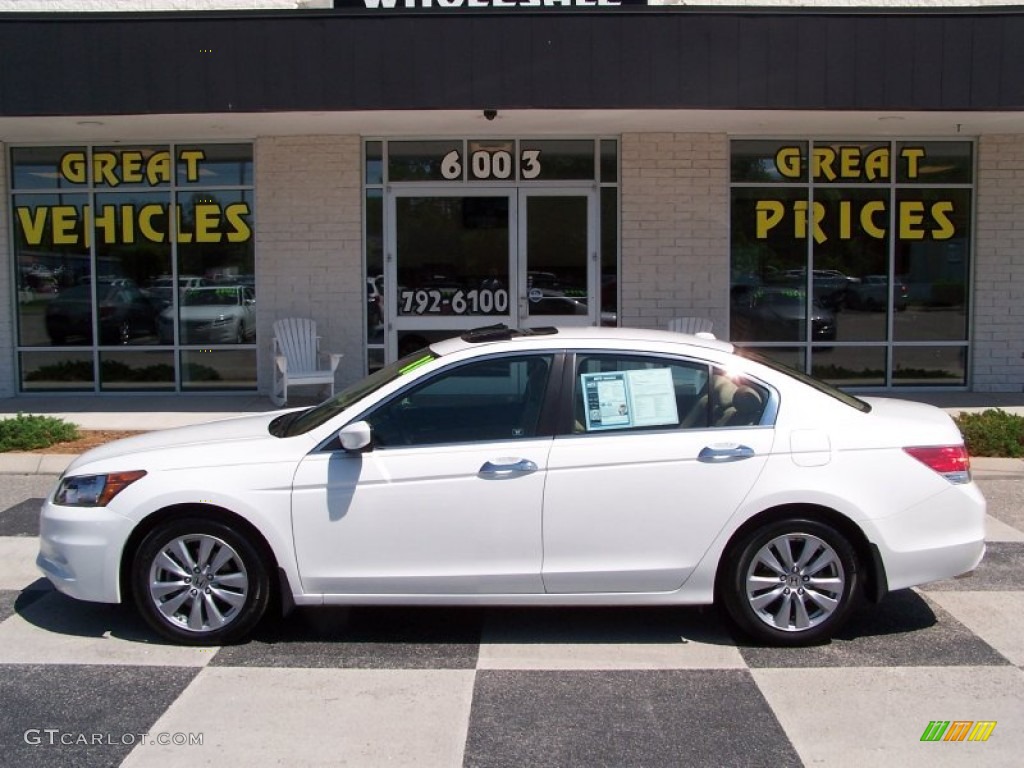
<box><xmin>706</xmin><ymin>371</ymin><xmax>770</xmax><ymax>428</ymax></box>
<box><xmin>571</xmin><ymin>354</ymin><xmax>770</xmax><ymax>433</ymax></box>
<box><xmin>572</xmin><ymin>354</ymin><xmax>708</xmax><ymax>433</ymax></box>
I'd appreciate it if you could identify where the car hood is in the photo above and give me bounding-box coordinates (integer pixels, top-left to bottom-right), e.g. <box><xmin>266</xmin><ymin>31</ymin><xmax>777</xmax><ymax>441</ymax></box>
<box><xmin>63</xmin><ymin>411</ymin><xmax>305</xmax><ymax>474</ymax></box>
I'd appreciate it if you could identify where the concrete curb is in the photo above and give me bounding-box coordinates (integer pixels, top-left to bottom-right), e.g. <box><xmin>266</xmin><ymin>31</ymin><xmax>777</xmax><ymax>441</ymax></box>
<box><xmin>0</xmin><ymin>453</ymin><xmax>75</xmax><ymax>475</ymax></box>
<box><xmin>970</xmin><ymin>457</ymin><xmax>1024</xmax><ymax>477</ymax></box>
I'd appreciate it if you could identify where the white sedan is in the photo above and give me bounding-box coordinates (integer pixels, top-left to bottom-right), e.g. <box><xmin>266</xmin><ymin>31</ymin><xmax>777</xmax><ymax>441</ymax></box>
<box><xmin>158</xmin><ymin>285</ymin><xmax>255</xmax><ymax>345</ymax></box>
<box><xmin>37</xmin><ymin>326</ymin><xmax>985</xmax><ymax>646</ymax></box>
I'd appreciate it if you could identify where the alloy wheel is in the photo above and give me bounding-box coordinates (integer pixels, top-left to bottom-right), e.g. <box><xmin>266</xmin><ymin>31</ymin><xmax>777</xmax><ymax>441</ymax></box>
<box><xmin>744</xmin><ymin>532</ymin><xmax>846</xmax><ymax>632</ymax></box>
<box><xmin>147</xmin><ymin>533</ymin><xmax>250</xmax><ymax>633</ymax></box>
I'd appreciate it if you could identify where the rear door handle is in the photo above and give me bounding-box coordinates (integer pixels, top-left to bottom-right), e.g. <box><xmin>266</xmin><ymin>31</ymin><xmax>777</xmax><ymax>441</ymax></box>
<box><xmin>479</xmin><ymin>458</ymin><xmax>538</xmax><ymax>477</ymax></box>
<box><xmin>698</xmin><ymin>444</ymin><xmax>755</xmax><ymax>463</ymax></box>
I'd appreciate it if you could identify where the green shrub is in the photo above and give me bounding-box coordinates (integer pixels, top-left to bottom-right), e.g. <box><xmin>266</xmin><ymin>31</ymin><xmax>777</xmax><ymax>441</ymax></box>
<box><xmin>0</xmin><ymin>413</ymin><xmax>80</xmax><ymax>452</ymax></box>
<box><xmin>954</xmin><ymin>409</ymin><xmax>1024</xmax><ymax>458</ymax></box>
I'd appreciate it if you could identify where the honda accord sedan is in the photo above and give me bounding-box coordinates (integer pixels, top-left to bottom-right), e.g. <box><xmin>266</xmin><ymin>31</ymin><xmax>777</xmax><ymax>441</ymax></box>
<box><xmin>37</xmin><ymin>326</ymin><xmax>985</xmax><ymax>646</ymax></box>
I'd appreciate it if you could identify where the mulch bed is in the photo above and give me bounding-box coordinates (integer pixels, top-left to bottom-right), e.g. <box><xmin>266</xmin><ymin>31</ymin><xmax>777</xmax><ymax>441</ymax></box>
<box><xmin>28</xmin><ymin>430</ymin><xmax>148</xmax><ymax>454</ymax></box>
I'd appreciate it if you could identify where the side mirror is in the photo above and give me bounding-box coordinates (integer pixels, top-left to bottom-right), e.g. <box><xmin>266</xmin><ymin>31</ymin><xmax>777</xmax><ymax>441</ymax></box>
<box><xmin>338</xmin><ymin>420</ymin><xmax>372</xmax><ymax>452</ymax></box>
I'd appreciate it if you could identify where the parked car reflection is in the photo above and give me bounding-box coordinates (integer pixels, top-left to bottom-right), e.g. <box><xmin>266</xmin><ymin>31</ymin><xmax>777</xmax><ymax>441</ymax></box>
<box><xmin>846</xmin><ymin>275</ymin><xmax>909</xmax><ymax>311</ymax></box>
<box><xmin>45</xmin><ymin>279</ymin><xmax>159</xmax><ymax>346</ymax></box>
<box><xmin>159</xmin><ymin>286</ymin><xmax>256</xmax><ymax>345</ymax></box>
<box><xmin>778</xmin><ymin>268</ymin><xmax>858</xmax><ymax>310</ymax></box>
<box><xmin>144</xmin><ymin>276</ymin><xmax>207</xmax><ymax>310</ymax></box>
<box><xmin>732</xmin><ymin>286</ymin><xmax>837</xmax><ymax>342</ymax></box>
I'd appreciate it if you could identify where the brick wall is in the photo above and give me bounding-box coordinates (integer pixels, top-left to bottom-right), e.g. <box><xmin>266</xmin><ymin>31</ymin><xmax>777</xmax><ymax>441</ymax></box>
<box><xmin>0</xmin><ymin>144</ymin><xmax>12</xmax><ymax>397</ymax></box>
<box><xmin>619</xmin><ymin>133</ymin><xmax>730</xmax><ymax>334</ymax></box>
<box><xmin>254</xmin><ymin>135</ymin><xmax>364</xmax><ymax>393</ymax></box>
<box><xmin>973</xmin><ymin>135</ymin><xmax>1024</xmax><ymax>392</ymax></box>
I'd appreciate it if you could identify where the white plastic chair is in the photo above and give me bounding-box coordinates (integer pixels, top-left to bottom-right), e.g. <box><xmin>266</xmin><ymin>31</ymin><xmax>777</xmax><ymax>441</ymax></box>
<box><xmin>271</xmin><ymin>318</ymin><xmax>343</xmax><ymax>406</ymax></box>
<box><xmin>667</xmin><ymin>317</ymin><xmax>715</xmax><ymax>336</ymax></box>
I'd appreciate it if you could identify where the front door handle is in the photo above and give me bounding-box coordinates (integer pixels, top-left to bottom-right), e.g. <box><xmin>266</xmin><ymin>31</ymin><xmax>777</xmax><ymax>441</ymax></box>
<box><xmin>479</xmin><ymin>458</ymin><xmax>538</xmax><ymax>477</ymax></box>
<box><xmin>698</xmin><ymin>444</ymin><xmax>755</xmax><ymax>463</ymax></box>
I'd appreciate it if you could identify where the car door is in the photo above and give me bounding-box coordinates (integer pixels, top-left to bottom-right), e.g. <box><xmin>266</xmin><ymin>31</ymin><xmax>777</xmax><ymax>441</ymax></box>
<box><xmin>542</xmin><ymin>352</ymin><xmax>776</xmax><ymax>594</ymax></box>
<box><xmin>291</xmin><ymin>353</ymin><xmax>557</xmax><ymax>595</ymax></box>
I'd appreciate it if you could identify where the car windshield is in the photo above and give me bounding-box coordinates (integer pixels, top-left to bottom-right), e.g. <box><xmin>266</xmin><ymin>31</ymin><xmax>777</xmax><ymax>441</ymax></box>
<box><xmin>182</xmin><ymin>288</ymin><xmax>239</xmax><ymax>306</ymax></box>
<box><xmin>738</xmin><ymin>350</ymin><xmax>871</xmax><ymax>413</ymax></box>
<box><xmin>275</xmin><ymin>349</ymin><xmax>440</xmax><ymax>437</ymax></box>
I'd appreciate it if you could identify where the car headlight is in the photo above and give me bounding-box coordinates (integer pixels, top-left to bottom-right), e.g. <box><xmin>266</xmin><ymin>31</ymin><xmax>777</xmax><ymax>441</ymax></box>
<box><xmin>54</xmin><ymin>470</ymin><xmax>147</xmax><ymax>507</ymax></box>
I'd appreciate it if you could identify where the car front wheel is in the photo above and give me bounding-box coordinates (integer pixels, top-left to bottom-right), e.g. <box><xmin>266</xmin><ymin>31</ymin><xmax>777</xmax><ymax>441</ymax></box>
<box><xmin>720</xmin><ymin>518</ymin><xmax>860</xmax><ymax>646</ymax></box>
<box><xmin>131</xmin><ymin>518</ymin><xmax>270</xmax><ymax>645</ymax></box>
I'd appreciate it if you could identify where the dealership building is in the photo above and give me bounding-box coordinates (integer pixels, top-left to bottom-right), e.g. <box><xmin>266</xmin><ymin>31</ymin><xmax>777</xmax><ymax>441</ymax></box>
<box><xmin>2</xmin><ymin>0</ymin><xmax>1023</xmax><ymax>398</ymax></box>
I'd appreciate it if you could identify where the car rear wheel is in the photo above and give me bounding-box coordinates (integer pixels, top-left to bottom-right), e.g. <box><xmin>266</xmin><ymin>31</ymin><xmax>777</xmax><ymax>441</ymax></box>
<box><xmin>720</xmin><ymin>518</ymin><xmax>859</xmax><ymax>646</ymax></box>
<box><xmin>132</xmin><ymin>518</ymin><xmax>269</xmax><ymax>645</ymax></box>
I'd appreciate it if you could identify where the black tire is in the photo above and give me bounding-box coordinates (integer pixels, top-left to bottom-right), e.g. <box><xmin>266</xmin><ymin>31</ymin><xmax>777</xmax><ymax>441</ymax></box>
<box><xmin>131</xmin><ymin>517</ymin><xmax>270</xmax><ymax>645</ymax></box>
<box><xmin>720</xmin><ymin>517</ymin><xmax>860</xmax><ymax>646</ymax></box>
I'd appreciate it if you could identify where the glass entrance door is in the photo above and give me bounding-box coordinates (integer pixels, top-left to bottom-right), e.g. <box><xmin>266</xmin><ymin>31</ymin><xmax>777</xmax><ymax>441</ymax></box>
<box><xmin>387</xmin><ymin>188</ymin><xmax>596</xmax><ymax>359</ymax></box>
<box><xmin>389</xmin><ymin>191</ymin><xmax>515</xmax><ymax>358</ymax></box>
<box><xmin>518</xmin><ymin>190</ymin><xmax>597</xmax><ymax>327</ymax></box>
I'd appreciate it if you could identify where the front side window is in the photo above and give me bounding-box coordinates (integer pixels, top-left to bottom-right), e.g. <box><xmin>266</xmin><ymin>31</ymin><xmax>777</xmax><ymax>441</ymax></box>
<box><xmin>572</xmin><ymin>354</ymin><xmax>770</xmax><ymax>433</ymax></box>
<box><xmin>366</xmin><ymin>354</ymin><xmax>553</xmax><ymax>447</ymax></box>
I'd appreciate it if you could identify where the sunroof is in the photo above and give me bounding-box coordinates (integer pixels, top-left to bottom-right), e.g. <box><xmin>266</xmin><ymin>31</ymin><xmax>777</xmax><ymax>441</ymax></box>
<box><xmin>460</xmin><ymin>324</ymin><xmax>559</xmax><ymax>343</ymax></box>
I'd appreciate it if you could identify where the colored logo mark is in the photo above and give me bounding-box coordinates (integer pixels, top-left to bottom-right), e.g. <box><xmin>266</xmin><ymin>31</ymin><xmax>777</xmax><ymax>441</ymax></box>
<box><xmin>920</xmin><ymin>720</ymin><xmax>997</xmax><ymax>742</ymax></box>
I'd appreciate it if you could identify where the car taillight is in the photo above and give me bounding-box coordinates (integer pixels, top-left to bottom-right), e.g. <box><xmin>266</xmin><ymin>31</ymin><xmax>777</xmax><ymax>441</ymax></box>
<box><xmin>903</xmin><ymin>445</ymin><xmax>971</xmax><ymax>484</ymax></box>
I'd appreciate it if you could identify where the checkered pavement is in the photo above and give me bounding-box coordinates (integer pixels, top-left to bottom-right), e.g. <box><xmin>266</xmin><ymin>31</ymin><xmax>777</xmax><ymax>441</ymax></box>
<box><xmin>1</xmin><ymin>475</ymin><xmax>1022</xmax><ymax>768</ymax></box>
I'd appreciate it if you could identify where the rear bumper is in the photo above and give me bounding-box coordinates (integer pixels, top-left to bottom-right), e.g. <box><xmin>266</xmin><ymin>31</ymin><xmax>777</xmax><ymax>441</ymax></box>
<box><xmin>864</xmin><ymin>481</ymin><xmax>987</xmax><ymax>592</ymax></box>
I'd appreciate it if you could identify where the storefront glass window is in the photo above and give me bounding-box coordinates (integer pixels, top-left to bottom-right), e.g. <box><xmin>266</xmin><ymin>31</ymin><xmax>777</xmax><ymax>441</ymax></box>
<box><xmin>366</xmin><ymin>189</ymin><xmax>384</xmax><ymax>347</ymax></box>
<box><xmin>601</xmin><ymin>140</ymin><xmax>618</xmax><ymax>184</ymax></box>
<box><xmin>99</xmin><ymin>350</ymin><xmax>176</xmax><ymax>391</ymax></box>
<box><xmin>518</xmin><ymin>140</ymin><xmax>595</xmax><ymax>181</ymax></box>
<box><xmin>12</xmin><ymin>191</ymin><xmax>90</xmax><ymax>347</ymax></box>
<box><xmin>10</xmin><ymin>143</ymin><xmax>255</xmax><ymax>392</ymax></box>
<box><xmin>176</xmin><ymin>144</ymin><xmax>253</xmax><ymax>187</ymax></box>
<box><xmin>896</xmin><ymin>141</ymin><xmax>973</xmax><ymax>184</ymax></box>
<box><xmin>91</xmin><ymin>145</ymin><xmax>171</xmax><ymax>189</ymax></box>
<box><xmin>388</xmin><ymin>140</ymin><xmax>463</xmax><ymax>182</ymax></box>
<box><xmin>731</xmin><ymin>140</ymin><xmax>808</xmax><ymax>183</ymax></box>
<box><xmin>893</xmin><ymin>187</ymin><xmax>970</xmax><ymax>343</ymax></box>
<box><xmin>600</xmin><ymin>187</ymin><xmax>618</xmax><ymax>327</ymax></box>
<box><xmin>395</xmin><ymin>195</ymin><xmax>510</xmax><ymax>318</ymax></box>
<box><xmin>10</xmin><ymin>147</ymin><xmax>88</xmax><ymax>191</ymax></box>
<box><xmin>365</xmin><ymin>141</ymin><xmax>383</xmax><ymax>185</ymax></box>
<box><xmin>730</xmin><ymin>139</ymin><xmax>972</xmax><ymax>388</ymax></box>
<box><xmin>19</xmin><ymin>351</ymin><xmax>93</xmax><ymax>392</ymax></box>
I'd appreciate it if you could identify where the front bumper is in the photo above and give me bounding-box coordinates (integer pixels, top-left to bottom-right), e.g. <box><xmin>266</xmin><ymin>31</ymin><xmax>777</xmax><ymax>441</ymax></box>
<box><xmin>36</xmin><ymin>499</ymin><xmax>135</xmax><ymax>604</ymax></box>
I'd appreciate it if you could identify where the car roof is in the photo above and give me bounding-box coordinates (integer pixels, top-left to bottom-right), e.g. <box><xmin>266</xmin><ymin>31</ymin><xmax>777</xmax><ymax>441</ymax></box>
<box><xmin>430</xmin><ymin>325</ymin><xmax>733</xmax><ymax>357</ymax></box>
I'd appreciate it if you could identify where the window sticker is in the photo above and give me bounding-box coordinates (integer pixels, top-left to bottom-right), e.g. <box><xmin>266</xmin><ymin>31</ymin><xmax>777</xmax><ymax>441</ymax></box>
<box><xmin>581</xmin><ymin>368</ymin><xmax>679</xmax><ymax>431</ymax></box>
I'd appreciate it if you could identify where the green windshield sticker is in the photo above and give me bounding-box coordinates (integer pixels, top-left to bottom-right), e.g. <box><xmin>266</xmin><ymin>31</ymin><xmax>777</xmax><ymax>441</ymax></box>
<box><xmin>399</xmin><ymin>355</ymin><xmax>434</xmax><ymax>375</ymax></box>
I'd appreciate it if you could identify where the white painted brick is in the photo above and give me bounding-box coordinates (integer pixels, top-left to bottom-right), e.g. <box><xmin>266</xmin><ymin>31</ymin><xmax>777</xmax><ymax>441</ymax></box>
<box><xmin>973</xmin><ymin>134</ymin><xmax>1024</xmax><ymax>392</ymax></box>
<box><xmin>255</xmin><ymin>135</ymin><xmax>364</xmax><ymax>394</ymax></box>
<box><xmin>621</xmin><ymin>133</ymin><xmax>730</xmax><ymax>333</ymax></box>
